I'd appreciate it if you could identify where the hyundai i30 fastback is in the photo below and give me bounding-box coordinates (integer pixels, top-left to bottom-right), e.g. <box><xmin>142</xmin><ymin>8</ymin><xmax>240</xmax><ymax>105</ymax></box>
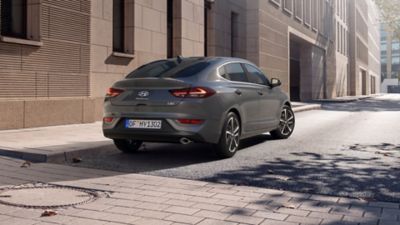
<box><xmin>103</xmin><ymin>57</ymin><xmax>295</xmax><ymax>158</ymax></box>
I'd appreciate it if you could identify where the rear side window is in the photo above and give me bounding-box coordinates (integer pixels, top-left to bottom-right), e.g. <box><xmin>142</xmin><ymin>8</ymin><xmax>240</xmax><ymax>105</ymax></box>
<box><xmin>224</xmin><ymin>63</ymin><xmax>248</xmax><ymax>82</ymax></box>
<box><xmin>244</xmin><ymin>64</ymin><xmax>269</xmax><ymax>85</ymax></box>
<box><xmin>126</xmin><ymin>59</ymin><xmax>210</xmax><ymax>79</ymax></box>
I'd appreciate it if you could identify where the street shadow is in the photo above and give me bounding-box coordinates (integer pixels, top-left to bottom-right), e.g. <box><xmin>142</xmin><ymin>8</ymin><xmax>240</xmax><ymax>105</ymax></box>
<box><xmin>201</xmin><ymin>149</ymin><xmax>400</xmax><ymax>203</ymax></box>
<box><xmin>321</xmin><ymin>96</ymin><xmax>400</xmax><ymax>112</ymax></box>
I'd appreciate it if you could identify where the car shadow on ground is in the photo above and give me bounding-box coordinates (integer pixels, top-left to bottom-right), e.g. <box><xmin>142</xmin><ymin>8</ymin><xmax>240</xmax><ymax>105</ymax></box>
<box><xmin>68</xmin><ymin>134</ymin><xmax>274</xmax><ymax>173</ymax></box>
<box><xmin>201</xmin><ymin>143</ymin><xmax>400</xmax><ymax>203</ymax></box>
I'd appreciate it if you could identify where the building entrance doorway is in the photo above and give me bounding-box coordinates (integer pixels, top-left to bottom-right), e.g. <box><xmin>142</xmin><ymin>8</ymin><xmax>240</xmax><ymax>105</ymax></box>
<box><xmin>361</xmin><ymin>70</ymin><xmax>367</xmax><ymax>95</ymax></box>
<box><xmin>290</xmin><ymin>59</ymin><xmax>301</xmax><ymax>101</ymax></box>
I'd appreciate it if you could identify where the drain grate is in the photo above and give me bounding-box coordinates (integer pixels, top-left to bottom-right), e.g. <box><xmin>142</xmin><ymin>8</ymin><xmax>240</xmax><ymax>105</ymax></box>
<box><xmin>0</xmin><ymin>182</ymin><xmax>103</xmax><ymax>209</ymax></box>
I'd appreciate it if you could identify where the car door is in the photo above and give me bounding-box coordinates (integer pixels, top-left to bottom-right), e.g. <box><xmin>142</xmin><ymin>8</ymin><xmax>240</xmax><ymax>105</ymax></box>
<box><xmin>243</xmin><ymin>64</ymin><xmax>281</xmax><ymax>130</ymax></box>
<box><xmin>221</xmin><ymin>63</ymin><xmax>261</xmax><ymax>132</ymax></box>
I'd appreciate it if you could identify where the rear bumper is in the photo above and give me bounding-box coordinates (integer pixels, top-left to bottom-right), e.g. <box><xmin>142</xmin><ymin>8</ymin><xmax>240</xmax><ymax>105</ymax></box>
<box><xmin>102</xmin><ymin>117</ymin><xmax>220</xmax><ymax>144</ymax></box>
<box><xmin>103</xmin><ymin>129</ymin><xmax>205</xmax><ymax>143</ymax></box>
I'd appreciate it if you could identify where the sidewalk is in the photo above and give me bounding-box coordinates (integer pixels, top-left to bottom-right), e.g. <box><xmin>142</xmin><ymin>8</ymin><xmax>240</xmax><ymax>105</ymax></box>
<box><xmin>0</xmin><ymin>156</ymin><xmax>398</xmax><ymax>225</ymax></box>
<box><xmin>311</xmin><ymin>94</ymin><xmax>382</xmax><ymax>104</ymax></box>
<box><xmin>0</xmin><ymin>103</ymin><xmax>320</xmax><ymax>163</ymax></box>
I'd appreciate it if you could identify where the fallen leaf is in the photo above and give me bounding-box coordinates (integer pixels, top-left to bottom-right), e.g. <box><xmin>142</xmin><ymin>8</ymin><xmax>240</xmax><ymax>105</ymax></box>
<box><xmin>375</xmin><ymin>151</ymin><xmax>391</xmax><ymax>157</ymax></box>
<box><xmin>20</xmin><ymin>161</ymin><xmax>31</xmax><ymax>168</ymax></box>
<box><xmin>267</xmin><ymin>169</ymin><xmax>274</xmax><ymax>174</ymax></box>
<box><xmin>281</xmin><ymin>204</ymin><xmax>296</xmax><ymax>209</ymax></box>
<box><xmin>41</xmin><ymin>210</ymin><xmax>58</xmax><ymax>217</ymax></box>
<box><xmin>358</xmin><ymin>197</ymin><xmax>375</xmax><ymax>202</ymax></box>
<box><xmin>72</xmin><ymin>157</ymin><xmax>82</xmax><ymax>163</ymax></box>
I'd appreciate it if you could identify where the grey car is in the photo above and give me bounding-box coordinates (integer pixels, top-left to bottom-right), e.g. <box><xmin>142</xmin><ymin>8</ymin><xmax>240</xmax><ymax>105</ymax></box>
<box><xmin>103</xmin><ymin>57</ymin><xmax>295</xmax><ymax>158</ymax></box>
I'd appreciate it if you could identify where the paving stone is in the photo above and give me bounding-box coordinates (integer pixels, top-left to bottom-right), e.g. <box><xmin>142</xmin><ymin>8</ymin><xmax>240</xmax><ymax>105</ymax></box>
<box><xmin>379</xmin><ymin>220</ymin><xmax>400</xmax><ymax>225</ymax></box>
<box><xmin>225</xmin><ymin>214</ymin><xmax>264</xmax><ymax>224</ymax></box>
<box><xmin>194</xmin><ymin>210</ymin><xmax>229</xmax><ymax>220</ymax></box>
<box><xmin>309</xmin><ymin>195</ymin><xmax>339</xmax><ymax>203</ymax></box>
<box><xmin>286</xmin><ymin>215</ymin><xmax>322</xmax><ymax>225</ymax></box>
<box><xmin>0</xmin><ymin>217</ymin><xmax>37</xmax><ymax>225</ymax></box>
<box><xmin>163</xmin><ymin>193</ymin><xmax>193</xmax><ymax>201</ymax></box>
<box><xmin>134</xmin><ymin>209</ymin><xmax>171</xmax><ymax>220</ymax></box>
<box><xmin>308</xmin><ymin>210</ymin><xmax>343</xmax><ymax>220</ymax></box>
<box><xmin>220</xmin><ymin>207</ymin><xmax>256</xmax><ymax>216</ymax></box>
<box><xmin>260</xmin><ymin>219</ymin><xmax>299</xmax><ymax>225</ymax></box>
<box><xmin>192</xmin><ymin>203</ymin><xmax>226</xmax><ymax>212</ymax></box>
<box><xmin>275</xmin><ymin>207</ymin><xmax>310</xmax><ymax>217</ymax></box>
<box><xmin>342</xmin><ymin>215</ymin><xmax>379</xmax><ymax>224</ymax></box>
<box><xmin>252</xmin><ymin>210</ymin><xmax>288</xmax><ymax>220</ymax></box>
<box><xmin>132</xmin><ymin>218</ymin><xmax>173</xmax><ymax>225</ymax></box>
<box><xmin>132</xmin><ymin>202</ymin><xmax>169</xmax><ymax>211</ymax></box>
<box><xmin>164</xmin><ymin>206</ymin><xmax>200</xmax><ymax>215</ymax></box>
<box><xmin>369</xmin><ymin>202</ymin><xmax>400</xmax><ymax>209</ymax></box>
<box><xmin>197</xmin><ymin>218</ymin><xmax>238</xmax><ymax>225</ymax></box>
<box><xmin>164</xmin><ymin>214</ymin><xmax>203</xmax><ymax>224</ymax></box>
<box><xmin>165</xmin><ymin>199</ymin><xmax>196</xmax><ymax>207</ymax></box>
<box><xmin>104</xmin><ymin>206</ymin><xmax>143</xmax><ymax>215</ymax></box>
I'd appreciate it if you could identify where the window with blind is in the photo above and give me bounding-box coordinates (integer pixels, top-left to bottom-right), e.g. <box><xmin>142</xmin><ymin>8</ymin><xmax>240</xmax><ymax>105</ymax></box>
<box><xmin>113</xmin><ymin>0</ymin><xmax>125</xmax><ymax>52</ymax></box>
<box><xmin>294</xmin><ymin>0</ymin><xmax>303</xmax><ymax>21</ymax></box>
<box><xmin>283</xmin><ymin>0</ymin><xmax>293</xmax><ymax>15</ymax></box>
<box><xmin>1</xmin><ymin>0</ymin><xmax>27</xmax><ymax>39</ymax></box>
<box><xmin>112</xmin><ymin>0</ymin><xmax>134</xmax><ymax>55</ymax></box>
<box><xmin>304</xmin><ymin>0</ymin><xmax>311</xmax><ymax>26</ymax></box>
<box><xmin>311</xmin><ymin>0</ymin><xmax>318</xmax><ymax>31</ymax></box>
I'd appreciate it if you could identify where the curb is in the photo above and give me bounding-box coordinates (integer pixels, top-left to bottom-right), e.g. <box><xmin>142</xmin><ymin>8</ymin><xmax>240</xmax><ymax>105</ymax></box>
<box><xmin>311</xmin><ymin>94</ymin><xmax>383</xmax><ymax>104</ymax></box>
<box><xmin>293</xmin><ymin>104</ymin><xmax>321</xmax><ymax>113</ymax></box>
<box><xmin>0</xmin><ymin>141</ymin><xmax>113</xmax><ymax>163</ymax></box>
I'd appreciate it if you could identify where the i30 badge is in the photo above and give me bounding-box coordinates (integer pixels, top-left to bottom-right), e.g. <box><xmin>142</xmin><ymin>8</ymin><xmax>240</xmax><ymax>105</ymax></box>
<box><xmin>137</xmin><ymin>91</ymin><xmax>150</xmax><ymax>98</ymax></box>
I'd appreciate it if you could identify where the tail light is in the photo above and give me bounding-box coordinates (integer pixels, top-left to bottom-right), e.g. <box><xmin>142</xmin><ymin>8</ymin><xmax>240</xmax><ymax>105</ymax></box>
<box><xmin>169</xmin><ymin>87</ymin><xmax>215</xmax><ymax>98</ymax></box>
<box><xmin>177</xmin><ymin>119</ymin><xmax>204</xmax><ymax>125</ymax></box>
<box><xmin>103</xmin><ymin>117</ymin><xmax>114</xmax><ymax>123</ymax></box>
<box><xmin>106</xmin><ymin>88</ymin><xmax>124</xmax><ymax>97</ymax></box>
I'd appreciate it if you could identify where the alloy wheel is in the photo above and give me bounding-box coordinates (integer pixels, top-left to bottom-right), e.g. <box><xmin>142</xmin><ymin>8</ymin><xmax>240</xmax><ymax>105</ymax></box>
<box><xmin>279</xmin><ymin>108</ymin><xmax>295</xmax><ymax>136</ymax></box>
<box><xmin>225</xmin><ymin>117</ymin><xmax>240</xmax><ymax>152</ymax></box>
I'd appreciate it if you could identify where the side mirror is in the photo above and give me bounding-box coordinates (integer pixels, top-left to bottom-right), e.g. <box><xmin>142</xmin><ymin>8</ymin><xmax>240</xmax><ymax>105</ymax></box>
<box><xmin>270</xmin><ymin>78</ymin><xmax>281</xmax><ymax>88</ymax></box>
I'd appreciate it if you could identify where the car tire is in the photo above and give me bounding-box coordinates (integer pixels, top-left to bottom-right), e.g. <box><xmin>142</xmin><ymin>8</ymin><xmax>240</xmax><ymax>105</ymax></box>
<box><xmin>113</xmin><ymin>139</ymin><xmax>143</xmax><ymax>153</ymax></box>
<box><xmin>215</xmin><ymin>112</ymin><xmax>241</xmax><ymax>159</ymax></box>
<box><xmin>271</xmin><ymin>105</ymin><xmax>295</xmax><ymax>139</ymax></box>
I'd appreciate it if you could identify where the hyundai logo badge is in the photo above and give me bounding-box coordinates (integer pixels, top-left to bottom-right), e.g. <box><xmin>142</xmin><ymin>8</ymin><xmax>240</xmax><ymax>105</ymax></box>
<box><xmin>137</xmin><ymin>91</ymin><xmax>150</xmax><ymax>98</ymax></box>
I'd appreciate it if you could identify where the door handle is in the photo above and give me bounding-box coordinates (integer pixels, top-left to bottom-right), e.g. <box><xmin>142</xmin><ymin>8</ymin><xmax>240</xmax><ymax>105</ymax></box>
<box><xmin>257</xmin><ymin>91</ymin><xmax>264</xmax><ymax>96</ymax></box>
<box><xmin>235</xmin><ymin>89</ymin><xmax>242</xmax><ymax>95</ymax></box>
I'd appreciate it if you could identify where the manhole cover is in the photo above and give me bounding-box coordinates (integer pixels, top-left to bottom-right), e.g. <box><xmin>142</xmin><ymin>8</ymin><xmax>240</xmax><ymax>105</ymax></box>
<box><xmin>0</xmin><ymin>183</ymin><xmax>100</xmax><ymax>209</ymax></box>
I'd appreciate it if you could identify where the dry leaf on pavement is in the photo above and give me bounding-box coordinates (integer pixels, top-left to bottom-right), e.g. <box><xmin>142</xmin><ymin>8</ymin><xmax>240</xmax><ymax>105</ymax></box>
<box><xmin>72</xmin><ymin>157</ymin><xmax>82</xmax><ymax>163</ymax></box>
<box><xmin>41</xmin><ymin>210</ymin><xmax>58</xmax><ymax>217</ymax></box>
<box><xmin>20</xmin><ymin>161</ymin><xmax>31</xmax><ymax>168</ymax></box>
<box><xmin>280</xmin><ymin>203</ymin><xmax>296</xmax><ymax>209</ymax></box>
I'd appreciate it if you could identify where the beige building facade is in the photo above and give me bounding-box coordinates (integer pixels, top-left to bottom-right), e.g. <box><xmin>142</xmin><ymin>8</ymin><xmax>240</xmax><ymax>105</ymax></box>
<box><xmin>0</xmin><ymin>0</ymin><xmax>380</xmax><ymax>130</ymax></box>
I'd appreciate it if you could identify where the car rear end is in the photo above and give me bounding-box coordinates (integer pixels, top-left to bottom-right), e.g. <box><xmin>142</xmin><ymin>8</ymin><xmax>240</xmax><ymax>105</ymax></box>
<box><xmin>102</xmin><ymin>58</ymin><xmax>225</xmax><ymax>144</ymax></box>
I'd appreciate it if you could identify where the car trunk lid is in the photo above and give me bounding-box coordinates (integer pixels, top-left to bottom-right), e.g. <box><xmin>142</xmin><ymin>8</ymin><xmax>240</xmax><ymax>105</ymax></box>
<box><xmin>110</xmin><ymin>78</ymin><xmax>191</xmax><ymax>106</ymax></box>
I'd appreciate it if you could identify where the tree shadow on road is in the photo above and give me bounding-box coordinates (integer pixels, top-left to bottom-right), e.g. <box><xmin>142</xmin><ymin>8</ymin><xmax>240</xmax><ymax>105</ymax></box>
<box><xmin>201</xmin><ymin>145</ymin><xmax>400</xmax><ymax>203</ymax></box>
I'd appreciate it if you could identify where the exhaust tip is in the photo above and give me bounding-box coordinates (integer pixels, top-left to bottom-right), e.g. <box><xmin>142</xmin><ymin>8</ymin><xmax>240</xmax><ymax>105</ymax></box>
<box><xmin>180</xmin><ymin>137</ymin><xmax>192</xmax><ymax>145</ymax></box>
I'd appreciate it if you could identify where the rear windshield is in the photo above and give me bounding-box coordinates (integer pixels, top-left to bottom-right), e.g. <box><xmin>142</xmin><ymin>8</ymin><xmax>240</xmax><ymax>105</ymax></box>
<box><xmin>126</xmin><ymin>59</ymin><xmax>210</xmax><ymax>79</ymax></box>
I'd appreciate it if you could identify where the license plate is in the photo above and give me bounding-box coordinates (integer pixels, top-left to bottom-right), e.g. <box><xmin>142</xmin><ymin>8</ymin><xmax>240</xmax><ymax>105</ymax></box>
<box><xmin>125</xmin><ymin>119</ymin><xmax>162</xmax><ymax>129</ymax></box>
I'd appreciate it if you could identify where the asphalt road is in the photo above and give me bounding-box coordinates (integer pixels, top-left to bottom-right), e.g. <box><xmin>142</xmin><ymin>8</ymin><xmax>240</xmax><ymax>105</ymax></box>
<box><xmin>65</xmin><ymin>94</ymin><xmax>400</xmax><ymax>203</ymax></box>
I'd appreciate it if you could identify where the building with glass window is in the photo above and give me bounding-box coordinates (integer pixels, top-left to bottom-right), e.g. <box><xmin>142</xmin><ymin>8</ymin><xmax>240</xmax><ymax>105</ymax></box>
<box><xmin>380</xmin><ymin>25</ymin><xmax>400</xmax><ymax>93</ymax></box>
<box><xmin>0</xmin><ymin>0</ymin><xmax>381</xmax><ymax>130</ymax></box>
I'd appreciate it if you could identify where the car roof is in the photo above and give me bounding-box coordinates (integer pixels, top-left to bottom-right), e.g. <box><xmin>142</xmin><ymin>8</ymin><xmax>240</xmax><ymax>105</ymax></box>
<box><xmin>167</xmin><ymin>56</ymin><xmax>256</xmax><ymax>67</ymax></box>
